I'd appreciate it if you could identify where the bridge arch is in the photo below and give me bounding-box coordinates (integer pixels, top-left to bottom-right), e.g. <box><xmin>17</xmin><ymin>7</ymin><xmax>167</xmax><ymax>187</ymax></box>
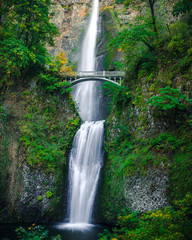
<box><xmin>70</xmin><ymin>77</ymin><xmax>121</xmax><ymax>86</ymax></box>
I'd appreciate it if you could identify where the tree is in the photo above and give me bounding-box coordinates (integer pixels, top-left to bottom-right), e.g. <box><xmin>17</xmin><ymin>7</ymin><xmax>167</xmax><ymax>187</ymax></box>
<box><xmin>172</xmin><ymin>0</ymin><xmax>192</xmax><ymax>17</ymax></box>
<box><xmin>56</xmin><ymin>52</ymin><xmax>75</xmax><ymax>76</ymax></box>
<box><xmin>109</xmin><ymin>0</ymin><xmax>160</xmax><ymax>53</ymax></box>
<box><xmin>143</xmin><ymin>0</ymin><xmax>158</xmax><ymax>36</ymax></box>
<box><xmin>6</xmin><ymin>0</ymin><xmax>59</xmax><ymax>48</ymax></box>
<box><xmin>108</xmin><ymin>18</ymin><xmax>156</xmax><ymax>51</ymax></box>
<box><xmin>0</xmin><ymin>0</ymin><xmax>59</xmax><ymax>86</ymax></box>
<box><xmin>0</xmin><ymin>0</ymin><xmax>14</xmax><ymax>25</ymax></box>
<box><xmin>123</xmin><ymin>0</ymin><xmax>158</xmax><ymax>36</ymax></box>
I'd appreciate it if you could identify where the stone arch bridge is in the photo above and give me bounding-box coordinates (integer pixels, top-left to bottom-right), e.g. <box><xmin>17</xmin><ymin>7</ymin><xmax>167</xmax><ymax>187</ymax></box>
<box><xmin>63</xmin><ymin>71</ymin><xmax>125</xmax><ymax>86</ymax></box>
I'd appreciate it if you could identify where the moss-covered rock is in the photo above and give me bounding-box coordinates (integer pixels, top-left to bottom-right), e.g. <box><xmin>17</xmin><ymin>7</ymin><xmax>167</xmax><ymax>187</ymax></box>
<box><xmin>0</xmin><ymin>82</ymin><xmax>80</xmax><ymax>223</ymax></box>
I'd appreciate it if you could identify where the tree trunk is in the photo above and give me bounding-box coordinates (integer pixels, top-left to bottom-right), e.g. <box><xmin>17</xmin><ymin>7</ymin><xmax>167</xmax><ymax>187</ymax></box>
<box><xmin>149</xmin><ymin>0</ymin><xmax>158</xmax><ymax>38</ymax></box>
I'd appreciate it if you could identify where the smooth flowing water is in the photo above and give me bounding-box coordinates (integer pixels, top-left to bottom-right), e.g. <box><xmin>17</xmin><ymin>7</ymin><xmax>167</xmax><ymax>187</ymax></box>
<box><xmin>68</xmin><ymin>121</ymin><xmax>104</xmax><ymax>224</ymax></box>
<box><xmin>72</xmin><ymin>0</ymin><xmax>101</xmax><ymax>122</ymax></box>
<box><xmin>67</xmin><ymin>0</ymin><xmax>105</xmax><ymax>227</ymax></box>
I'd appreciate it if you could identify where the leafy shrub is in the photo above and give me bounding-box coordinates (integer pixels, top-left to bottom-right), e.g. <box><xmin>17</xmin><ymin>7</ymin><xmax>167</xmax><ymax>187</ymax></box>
<box><xmin>37</xmin><ymin>196</ymin><xmax>43</xmax><ymax>201</ymax></box>
<box><xmin>167</xmin><ymin>34</ymin><xmax>186</xmax><ymax>56</ymax></box>
<box><xmin>149</xmin><ymin>132</ymin><xmax>184</xmax><ymax>153</ymax></box>
<box><xmin>172</xmin><ymin>0</ymin><xmax>192</xmax><ymax>17</ymax></box>
<box><xmin>39</xmin><ymin>73</ymin><xmax>72</xmax><ymax>96</ymax></box>
<box><xmin>0</xmin><ymin>38</ymin><xmax>30</xmax><ymax>76</ymax></box>
<box><xmin>169</xmin><ymin>152</ymin><xmax>192</xmax><ymax>202</ymax></box>
<box><xmin>18</xmin><ymin>92</ymin><xmax>80</xmax><ymax>173</ymax></box>
<box><xmin>99</xmin><ymin>194</ymin><xmax>192</xmax><ymax>240</ymax></box>
<box><xmin>148</xmin><ymin>86</ymin><xmax>191</xmax><ymax>111</ymax></box>
<box><xmin>46</xmin><ymin>191</ymin><xmax>53</xmax><ymax>199</ymax></box>
<box><xmin>15</xmin><ymin>225</ymin><xmax>61</xmax><ymax>240</ymax></box>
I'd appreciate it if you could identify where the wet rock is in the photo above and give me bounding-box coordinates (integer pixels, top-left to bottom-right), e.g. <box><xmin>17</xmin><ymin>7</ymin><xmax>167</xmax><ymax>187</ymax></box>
<box><xmin>125</xmin><ymin>170</ymin><xmax>168</xmax><ymax>212</ymax></box>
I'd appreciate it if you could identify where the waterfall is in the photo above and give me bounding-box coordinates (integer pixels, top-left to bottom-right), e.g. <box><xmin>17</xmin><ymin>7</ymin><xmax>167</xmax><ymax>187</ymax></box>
<box><xmin>72</xmin><ymin>0</ymin><xmax>100</xmax><ymax>122</ymax></box>
<box><xmin>67</xmin><ymin>0</ymin><xmax>104</xmax><ymax>227</ymax></box>
<box><xmin>69</xmin><ymin>121</ymin><xmax>104</xmax><ymax>224</ymax></box>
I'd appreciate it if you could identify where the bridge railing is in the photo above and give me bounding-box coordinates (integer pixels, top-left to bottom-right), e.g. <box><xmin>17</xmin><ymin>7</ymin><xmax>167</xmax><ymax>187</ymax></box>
<box><xmin>76</xmin><ymin>71</ymin><xmax>125</xmax><ymax>77</ymax></box>
<box><xmin>62</xmin><ymin>71</ymin><xmax>125</xmax><ymax>78</ymax></box>
<box><xmin>62</xmin><ymin>71</ymin><xmax>125</xmax><ymax>85</ymax></box>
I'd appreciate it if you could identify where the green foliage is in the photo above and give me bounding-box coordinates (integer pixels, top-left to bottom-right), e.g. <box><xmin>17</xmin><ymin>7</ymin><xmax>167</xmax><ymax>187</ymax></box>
<box><xmin>6</xmin><ymin>0</ymin><xmax>59</xmax><ymax>48</ymax></box>
<box><xmin>0</xmin><ymin>38</ymin><xmax>30</xmax><ymax>76</ymax></box>
<box><xmin>167</xmin><ymin>34</ymin><xmax>191</xmax><ymax>57</ymax></box>
<box><xmin>113</xmin><ymin>61</ymin><xmax>124</xmax><ymax>70</ymax></box>
<box><xmin>169</xmin><ymin>21</ymin><xmax>191</xmax><ymax>39</ymax></box>
<box><xmin>172</xmin><ymin>0</ymin><xmax>192</xmax><ymax>17</ymax></box>
<box><xmin>100</xmin><ymin>0</ymin><xmax>192</xmax><ymax>231</ymax></box>
<box><xmin>18</xmin><ymin>90</ymin><xmax>80</xmax><ymax>173</ymax></box>
<box><xmin>147</xmin><ymin>86</ymin><xmax>192</xmax><ymax>111</ymax></box>
<box><xmin>99</xmin><ymin>194</ymin><xmax>192</xmax><ymax>240</ymax></box>
<box><xmin>38</xmin><ymin>73</ymin><xmax>72</xmax><ymax>96</ymax></box>
<box><xmin>102</xmin><ymin>82</ymin><xmax>131</xmax><ymax>113</ymax></box>
<box><xmin>108</xmin><ymin>17</ymin><xmax>156</xmax><ymax>51</ymax></box>
<box><xmin>102</xmin><ymin>82</ymin><xmax>191</xmax><ymax>222</ymax></box>
<box><xmin>169</xmin><ymin>151</ymin><xmax>192</xmax><ymax>202</ymax></box>
<box><xmin>46</xmin><ymin>191</ymin><xmax>53</xmax><ymax>199</ymax></box>
<box><xmin>115</xmin><ymin>0</ymin><xmax>125</xmax><ymax>4</ymax></box>
<box><xmin>37</xmin><ymin>196</ymin><xmax>43</xmax><ymax>201</ymax></box>
<box><xmin>15</xmin><ymin>225</ymin><xmax>61</xmax><ymax>240</ymax></box>
<box><xmin>149</xmin><ymin>132</ymin><xmax>184</xmax><ymax>153</ymax></box>
<box><xmin>0</xmin><ymin>0</ymin><xmax>59</xmax><ymax>88</ymax></box>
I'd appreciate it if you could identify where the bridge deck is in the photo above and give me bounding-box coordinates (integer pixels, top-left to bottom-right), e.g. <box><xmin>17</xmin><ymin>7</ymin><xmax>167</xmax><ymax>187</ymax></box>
<box><xmin>62</xmin><ymin>71</ymin><xmax>125</xmax><ymax>85</ymax></box>
<box><xmin>76</xmin><ymin>71</ymin><xmax>124</xmax><ymax>78</ymax></box>
<box><xmin>63</xmin><ymin>71</ymin><xmax>124</xmax><ymax>78</ymax></box>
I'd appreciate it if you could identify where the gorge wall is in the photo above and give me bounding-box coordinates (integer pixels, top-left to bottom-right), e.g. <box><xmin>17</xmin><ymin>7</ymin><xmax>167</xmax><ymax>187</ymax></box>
<box><xmin>0</xmin><ymin>85</ymin><xmax>80</xmax><ymax>222</ymax></box>
<box><xmin>0</xmin><ymin>0</ymin><xmax>191</xmax><ymax>225</ymax></box>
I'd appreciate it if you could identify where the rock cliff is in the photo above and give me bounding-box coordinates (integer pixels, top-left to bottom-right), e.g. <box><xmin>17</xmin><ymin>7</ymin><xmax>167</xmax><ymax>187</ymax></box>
<box><xmin>0</xmin><ymin>84</ymin><xmax>80</xmax><ymax>223</ymax></box>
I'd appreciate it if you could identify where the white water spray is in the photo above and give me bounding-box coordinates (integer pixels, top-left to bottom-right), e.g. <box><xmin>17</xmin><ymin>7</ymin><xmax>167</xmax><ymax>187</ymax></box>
<box><xmin>67</xmin><ymin>0</ymin><xmax>104</xmax><ymax>226</ymax></box>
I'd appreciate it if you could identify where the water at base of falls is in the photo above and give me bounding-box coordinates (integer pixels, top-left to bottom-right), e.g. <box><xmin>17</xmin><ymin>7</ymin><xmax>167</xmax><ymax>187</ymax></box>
<box><xmin>0</xmin><ymin>223</ymin><xmax>110</xmax><ymax>240</ymax></box>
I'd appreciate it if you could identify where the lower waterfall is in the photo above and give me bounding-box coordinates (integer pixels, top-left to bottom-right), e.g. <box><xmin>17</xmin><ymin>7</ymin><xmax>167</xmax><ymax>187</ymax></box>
<box><xmin>69</xmin><ymin>121</ymin><xmax>104</xmax><ymax>224</ymax></box>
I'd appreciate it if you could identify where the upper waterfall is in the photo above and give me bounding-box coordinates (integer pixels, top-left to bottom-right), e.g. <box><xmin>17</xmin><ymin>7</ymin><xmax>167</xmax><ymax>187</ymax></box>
<box><xmin>71</xmin><ymin>0</ymin><xmax>100</xmax><ymax>121</ymax></box>
<box><xmin>78</xmin><ymin>0</ymin><xmax>99</xmax><ymax>71</ymax></box>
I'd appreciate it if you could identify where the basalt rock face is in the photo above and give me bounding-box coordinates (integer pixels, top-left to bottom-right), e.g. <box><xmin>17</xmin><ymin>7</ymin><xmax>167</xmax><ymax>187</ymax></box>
<box><xmin>48</xmin><ymin>0</ymin><xmax>92</xmax><ymax>65</ymax></box>
<box><xmin>0</xmin><ymin>85</ymin><xmax>79</xmax><ymax>223</ymax></box>
<box><xmin>95</xmin><ymin>0</ymin><xmax>191</xmax><ymax>225</ymax></box>
<box><xmin>48</xmin><ymin>0</ymin><xmax>123</xmax><ymax>67</ymax></box>
<box><xmin>48</xmin><ymin>0</ymin><xmax>176</xmax><ymax>70</ymax></box>
<box><xmin>124</xmin><ymin>170</ymin><xmax>168</xmax><ymax>213</ymax></box>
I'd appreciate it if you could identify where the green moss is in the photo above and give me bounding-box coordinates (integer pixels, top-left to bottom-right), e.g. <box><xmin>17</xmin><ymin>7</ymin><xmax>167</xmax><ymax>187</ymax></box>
<box><xmin>18</xmin><ymin>89</ymin><xmax>80</xmax><ymax>173</ymax></box>
<box><xmin>37</xmin><ymin>196</ymin><xmax>43</xmax><ymax>201</ymax></box>
<box><xmin>46</xmin><ymin>191</ymin><xmax>53</xmax><ymax>199</ymax></box>
<box><xmin>169</xmin><ymin>150</ymin><xmax>192</xmax><ymax>202</ymax></box>
<box><xmin>100</xmin><ymin>65</ymin><xmax>191</xmax><ymax>223</ymax></box>
<box><xmin>0</xmin><ymin>106</ymin><xmax>12</xmax><ymax>209</ymax></box>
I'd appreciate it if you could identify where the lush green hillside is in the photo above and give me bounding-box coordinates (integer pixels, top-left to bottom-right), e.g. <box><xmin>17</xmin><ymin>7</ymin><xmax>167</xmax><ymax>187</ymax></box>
<box><xmin>0</xmin><ymin>0</ymin><xmax>80</xmax><ymax>222</ymax></box>
<box><xmin>98</xmin><ymin>0</ymin><xmax>192</xmax><ymax>239</ymax></box>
